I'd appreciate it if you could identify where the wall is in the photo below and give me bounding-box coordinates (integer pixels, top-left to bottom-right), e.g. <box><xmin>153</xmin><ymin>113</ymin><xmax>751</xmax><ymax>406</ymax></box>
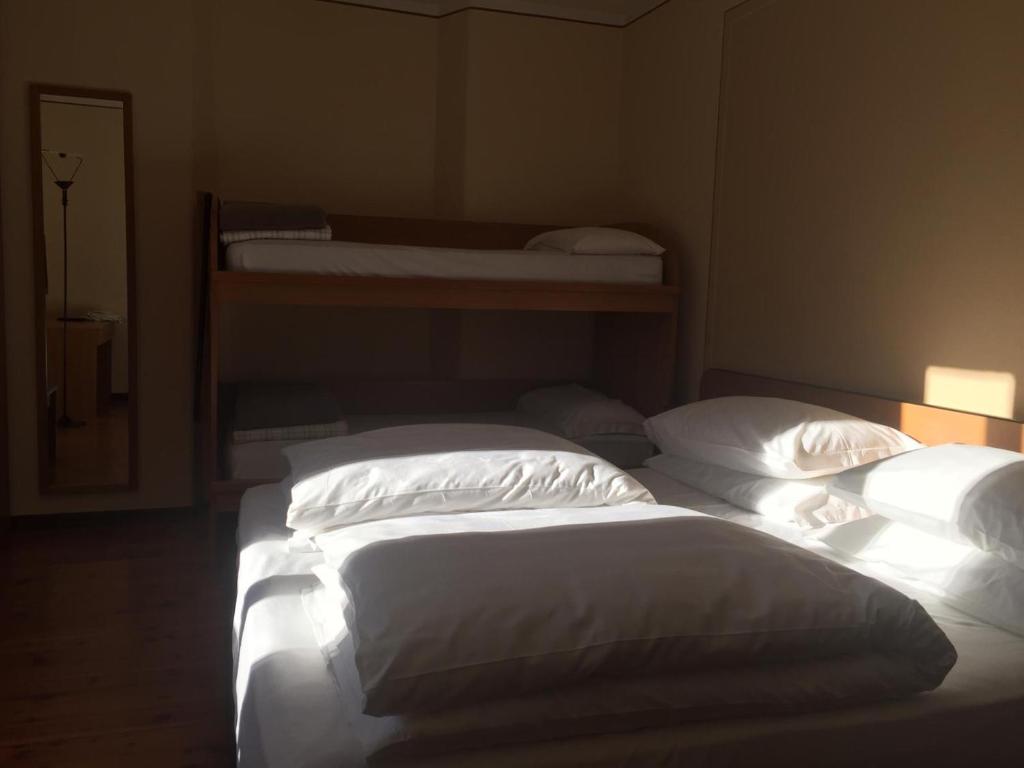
<box><xmin>1</xmin><ymin>0</ymin><xmax>627</xmax><ymax>514</ymax></box>
<box><xmin>706</xmin><ymin>0</ymin><xmax>1024</xmax><ymax>419</ymax></box>
<box><xmin>620</xmin><ymin>0</ymin><xmax>735</xmax><ymax>400</ymax></box>
<box><xmin>621</xmin><ymin>0</ymin><xmax>1024</xmax><ymax>419</ymax></box>
<box><xmin>457</xmin><ymin>11</ymin><xmax>623</xmax><ymax>224</ymax></box>
<box><xmin>204</xmin><ymin>0</ymin><xmax>439</xmax><ymax>218</ymax></box>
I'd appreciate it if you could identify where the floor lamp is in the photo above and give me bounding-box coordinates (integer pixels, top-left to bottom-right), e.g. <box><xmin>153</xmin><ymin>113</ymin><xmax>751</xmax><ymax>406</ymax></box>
<box><xmin>42</xmin><ymin>150</ymin><xmax>85</xmax><ymax>429</ymax></box>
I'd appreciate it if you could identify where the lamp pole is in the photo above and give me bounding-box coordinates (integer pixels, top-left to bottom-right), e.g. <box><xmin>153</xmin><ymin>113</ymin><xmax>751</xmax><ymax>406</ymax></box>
<box><xmin>55</xmin><ymin>178</ymin><xmax>82</xmax><ymax>428</ymax></box>
<box><xmin>42</xmin><ymin>150</ymin><xmax>85</xmax><ymax>428</ymax></box>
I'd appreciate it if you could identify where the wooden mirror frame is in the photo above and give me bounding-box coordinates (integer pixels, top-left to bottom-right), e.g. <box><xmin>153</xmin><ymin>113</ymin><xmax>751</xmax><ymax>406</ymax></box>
<box><xmin>29</xmin><ymin>84</ymin><xmax>138</xmax><ymax>493</ymax></box>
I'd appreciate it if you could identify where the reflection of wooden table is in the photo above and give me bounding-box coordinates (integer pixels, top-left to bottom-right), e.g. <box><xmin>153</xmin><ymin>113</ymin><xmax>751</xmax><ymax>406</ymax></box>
<box><xmin>46</xmin><ymin>320</ymin><xmax>115</xmax><ymax>421</ymax></box>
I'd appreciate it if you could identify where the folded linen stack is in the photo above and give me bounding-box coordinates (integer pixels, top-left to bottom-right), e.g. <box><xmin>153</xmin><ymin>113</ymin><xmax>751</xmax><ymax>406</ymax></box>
<box><xmin>228</xmin><ymin>382</ymin><xmax>347</xmax><ymax>481</ymax></box>
<box><xmin>219</xmin><ymin>200</ymin><xmax>332</xmax><ymax>244</ymax></box>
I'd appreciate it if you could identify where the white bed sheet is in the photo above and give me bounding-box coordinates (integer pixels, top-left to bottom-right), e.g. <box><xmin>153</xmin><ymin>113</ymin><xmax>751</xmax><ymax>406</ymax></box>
<box><xmin>225</xmin><ymin>240</ymin><xmax>664</xmax><ymax>284</ymax></box>
<box><xmin>234</xmin><ymin>472</ymin><xmax>1024</xmax><ymax>768</ymax></box>
<box><xmin>234</xmin><ymin>485</ymin><xmax>362</xmax><ymax>768</ymax></box>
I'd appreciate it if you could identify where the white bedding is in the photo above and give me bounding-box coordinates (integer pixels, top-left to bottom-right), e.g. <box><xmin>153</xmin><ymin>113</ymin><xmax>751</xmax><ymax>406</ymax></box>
<box><xmin>234</xmin><ymin>472</ymin><xmax>1024</xmax><ymax>767</ymax></box>
<box><xmin>225</xmin><ymin>239</ymin><xmax>663</xmax><ymax>284</ymax></box>
<box><xmin>282</xmin><ymin>424</ymin><xmax>652</xmax><ymax>533</ymax></box>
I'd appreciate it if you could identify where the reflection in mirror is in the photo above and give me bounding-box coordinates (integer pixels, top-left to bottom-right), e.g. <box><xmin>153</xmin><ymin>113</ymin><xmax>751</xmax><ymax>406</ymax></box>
<box><xmin>32</xmin><ymin>86</ymin><xmax>136</xmax><ymax>492</ymax></box>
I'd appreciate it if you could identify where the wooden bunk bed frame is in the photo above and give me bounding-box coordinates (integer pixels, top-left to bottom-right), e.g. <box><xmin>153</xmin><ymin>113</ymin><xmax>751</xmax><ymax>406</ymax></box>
<box><xmin>198</xmin><ymin>193</ymin><xmax>680</xmax><ymax>513</ymax></box>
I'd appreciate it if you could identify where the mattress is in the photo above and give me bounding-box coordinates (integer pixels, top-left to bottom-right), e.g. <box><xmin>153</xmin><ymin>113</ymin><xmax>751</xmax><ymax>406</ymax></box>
<box><xmin>234</xmin><ymin>471</ymin><xmax>1024</xmax><ymax>767</ymax></box>
<box><xmin>225</xmin><ymin>240</ymin><xmax>663</xmax><ymax>285</ymax></box>
<box><xmin>227</xmin><ymin>412</ymin><xmax>653</xmax><ymax>480</ymax></box>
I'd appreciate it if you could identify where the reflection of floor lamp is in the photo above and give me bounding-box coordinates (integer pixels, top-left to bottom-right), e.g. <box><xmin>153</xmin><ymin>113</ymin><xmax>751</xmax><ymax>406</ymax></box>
<box><xmin>42</xmin><ymin>150</ymin><xmax>85</xmax><ymax>429</ymax></box>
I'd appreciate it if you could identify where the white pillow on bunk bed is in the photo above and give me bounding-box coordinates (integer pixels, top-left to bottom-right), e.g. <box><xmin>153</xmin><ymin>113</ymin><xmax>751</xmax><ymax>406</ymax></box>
<box><xmin>232</xmin><ymin>419</ymin><xmax>348</xmax><ymax>444</ymax></box>
<box><xmin>644</xmin><ymin>453</ymin><xmax>869</xmax><ymax>528</ymax></box>
<box><xmin>516</xmin><ymin>384</ymin><xmax>646</xmax><ymax>439</ymax></box>
<box><xmin>524</xmin><ymin>227</ymin><xmax>665</xmax><ymax>256</ymax></box>
<box><xmin>282</xmin><ymin>423</ymin><xmax>654</xmax><ymax>534</ymax></box>
<box><xmin>644</xmin><ymin>396</ymin><xmax>921</xmax><ymax>480</ymax></box>
<box><xmin>829</xmin><ymin>443</ymin><xmax>1024</xmax><ymax>570</ymax></box>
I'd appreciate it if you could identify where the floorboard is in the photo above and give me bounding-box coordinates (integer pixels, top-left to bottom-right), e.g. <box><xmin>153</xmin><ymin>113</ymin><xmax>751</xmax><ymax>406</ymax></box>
<box><xmin>0</xmin><ymin>508</ymin><xmax>236</xmax><ymax>766</ymax></box>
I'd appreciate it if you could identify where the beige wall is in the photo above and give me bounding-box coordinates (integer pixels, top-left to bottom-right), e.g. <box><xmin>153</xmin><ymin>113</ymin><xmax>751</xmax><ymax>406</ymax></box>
<box><xmin>434</xmin><ymin>13</ymin><xmax>471</xmax><ymax>218</ymax></box>
<box><xmin>621</xmin><ymin>0</ymin><xmax>1024</xmax><ymax>420</ymax></box>
<box><xmin>706</xmin><ymin>0</ymin><xmax>1024</xmax><ymax>419</ymax></box>
<box><xmin>204</xmin><ymin>0</ymin><xmax>439</xmax><ymax>218</ymax></box>
<box><xmin>1</xmin><ymin>0</ymin><xmax>627</xmax><ymax>514</ymax></box>
<box><xmin>458</xmin><ymin>11</ymin><xmax>623</xmax><ymax>224</ymax></box>
<box><xmin>434</xmin><ymin>10</ymin><xmax>623</xmax><ymax>224</ymax></box>
<box><xmin>620</xmin><ymin>0</ymin><xmax>733</xmax><ymax>400</ymax></box>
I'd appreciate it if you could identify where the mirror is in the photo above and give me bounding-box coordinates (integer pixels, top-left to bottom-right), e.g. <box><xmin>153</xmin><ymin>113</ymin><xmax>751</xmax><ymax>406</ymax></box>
<box><xmin>30</xmin><ymin>85</ymin><xmax>137</xmax><ymax>492</ymax></box>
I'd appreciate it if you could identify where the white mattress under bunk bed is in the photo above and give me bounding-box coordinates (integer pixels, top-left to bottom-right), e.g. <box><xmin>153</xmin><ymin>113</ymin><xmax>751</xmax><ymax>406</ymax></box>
<box><xmin>224</xmin><ymin>239</ymin><xmax>664</xmax><ymax>284</ymax></box>
<box><xmin>233</xmin><ymin>470</ymin><xmax>1024</xmax><ymax>768</ymax></box>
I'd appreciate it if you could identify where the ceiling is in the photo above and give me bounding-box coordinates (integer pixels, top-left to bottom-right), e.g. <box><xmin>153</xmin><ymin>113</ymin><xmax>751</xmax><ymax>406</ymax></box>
<box><xmin>321</xmin><ymin>0</ymin><xmax>669</xmax><ymax>27</ymax></box>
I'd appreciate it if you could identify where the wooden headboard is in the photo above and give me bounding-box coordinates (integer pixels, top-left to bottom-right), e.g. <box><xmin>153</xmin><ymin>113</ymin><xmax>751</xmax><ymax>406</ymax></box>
<box><xmin>701</xmin><ymin>369</ymin><xmax>1024</xmax><ymax>452</ymax></box>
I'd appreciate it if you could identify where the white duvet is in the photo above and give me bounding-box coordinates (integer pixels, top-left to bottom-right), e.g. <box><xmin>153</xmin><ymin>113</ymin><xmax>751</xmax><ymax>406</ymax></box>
<box><xmin>309</xmin><ymin>503</ymin><xmax>956</xmax><ymax>763</ymax></box>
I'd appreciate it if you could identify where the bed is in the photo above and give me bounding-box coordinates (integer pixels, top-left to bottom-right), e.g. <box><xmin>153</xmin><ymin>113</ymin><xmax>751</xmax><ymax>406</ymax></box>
<box><xmin>200</xmin><ymin>194</ymin><xmax>681</xmax><ymax>514</ymax></box>
<box><xmin>225</xmin><ymin>240</ymin><xmax>663</xmax><ymax>284</ymax></box>
<box><xmin>232</xmin><ymin>369</ymin><xmax>1024</xmax><ymax>767</ymax></box>
<box><xmin>234</xmin><ymin>472</ymin><xmax>1024</xmax><ymax>768</ymax></box>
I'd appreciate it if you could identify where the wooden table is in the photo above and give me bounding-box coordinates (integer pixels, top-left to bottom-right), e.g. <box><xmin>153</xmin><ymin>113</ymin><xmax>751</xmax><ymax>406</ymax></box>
<box><xmin>46</xmin><ymin>320</ymin><xmax>115</xmax><ymax>422</ymax></box>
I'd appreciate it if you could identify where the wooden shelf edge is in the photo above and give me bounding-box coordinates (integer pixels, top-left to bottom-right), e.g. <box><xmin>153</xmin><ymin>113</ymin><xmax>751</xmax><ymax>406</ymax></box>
<box><xmin>212</xmin><ymin>271</ymin><xmax>679</xmax><ymax>313</ymax></box>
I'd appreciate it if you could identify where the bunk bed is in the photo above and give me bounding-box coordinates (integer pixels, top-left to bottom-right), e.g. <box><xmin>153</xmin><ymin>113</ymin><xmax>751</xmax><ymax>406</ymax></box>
<box><xmin>197</xmin><ymin>193</ymin><xmax>680</xmax><ymax>513</ymax></box>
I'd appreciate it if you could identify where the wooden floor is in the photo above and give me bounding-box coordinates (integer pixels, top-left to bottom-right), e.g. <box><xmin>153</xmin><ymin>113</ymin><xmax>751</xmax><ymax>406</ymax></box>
<box><xmin>0</xmin><ymin>509</ymin><xmax>236</xmax><ymax>767</ymax></box>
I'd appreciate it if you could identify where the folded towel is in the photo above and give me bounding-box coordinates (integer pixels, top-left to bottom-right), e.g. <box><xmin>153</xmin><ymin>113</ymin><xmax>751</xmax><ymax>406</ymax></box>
<box><xmin>232</xmin><ymin>419</ymin><xmax>349</xmax><ymax>445</ymax></box>
<box><xmin>219</xmin><ymin>226</ymin><xmax>332</xmax><ymax>245</ymax></box>
<box><xmin>220</xmin><ymin>200</ymin><xmax>327</xmax><ymax>232</ymax></box>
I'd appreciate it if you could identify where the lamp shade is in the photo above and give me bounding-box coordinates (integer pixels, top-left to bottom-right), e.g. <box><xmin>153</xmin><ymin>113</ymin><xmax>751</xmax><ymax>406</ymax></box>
<box><xmin>41</xmin><ymin>149</ymin><xmax>83</xmax><ymax>184</ymax></box>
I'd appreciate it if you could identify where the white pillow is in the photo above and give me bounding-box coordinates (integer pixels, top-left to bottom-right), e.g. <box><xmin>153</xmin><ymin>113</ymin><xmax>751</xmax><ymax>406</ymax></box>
<box><xmin>644</xmin><ymin>396</ymin><xmax>921</xmax><ymax>479</ymax></box>
<box><xmin>517</xmin><ymin>384</ymin><xmax>646</xmax><ymax>438</ymax></box>
<box><xmin>524</xmin><ymin>227</ymin><xmax>665</xmax><ymax>256</ymax></box>
<box><xmin>283</xmin><ymin>423</ymin><xmax>654</xmax><ymax>533</ymax></box>
<box><xmin>820</xmin><ymin>515</ymin><xmax>1024</xmax><ymax>638</ymax></box>
<box><xmin>644</xmin><ymin>453</ymin><xmax>869</xmax><ymax>528</ymax></box>
<box><xmin>829</xmin><ymin>443</ymin><xmax>1024</xmax><ymax>569</ymax></box>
